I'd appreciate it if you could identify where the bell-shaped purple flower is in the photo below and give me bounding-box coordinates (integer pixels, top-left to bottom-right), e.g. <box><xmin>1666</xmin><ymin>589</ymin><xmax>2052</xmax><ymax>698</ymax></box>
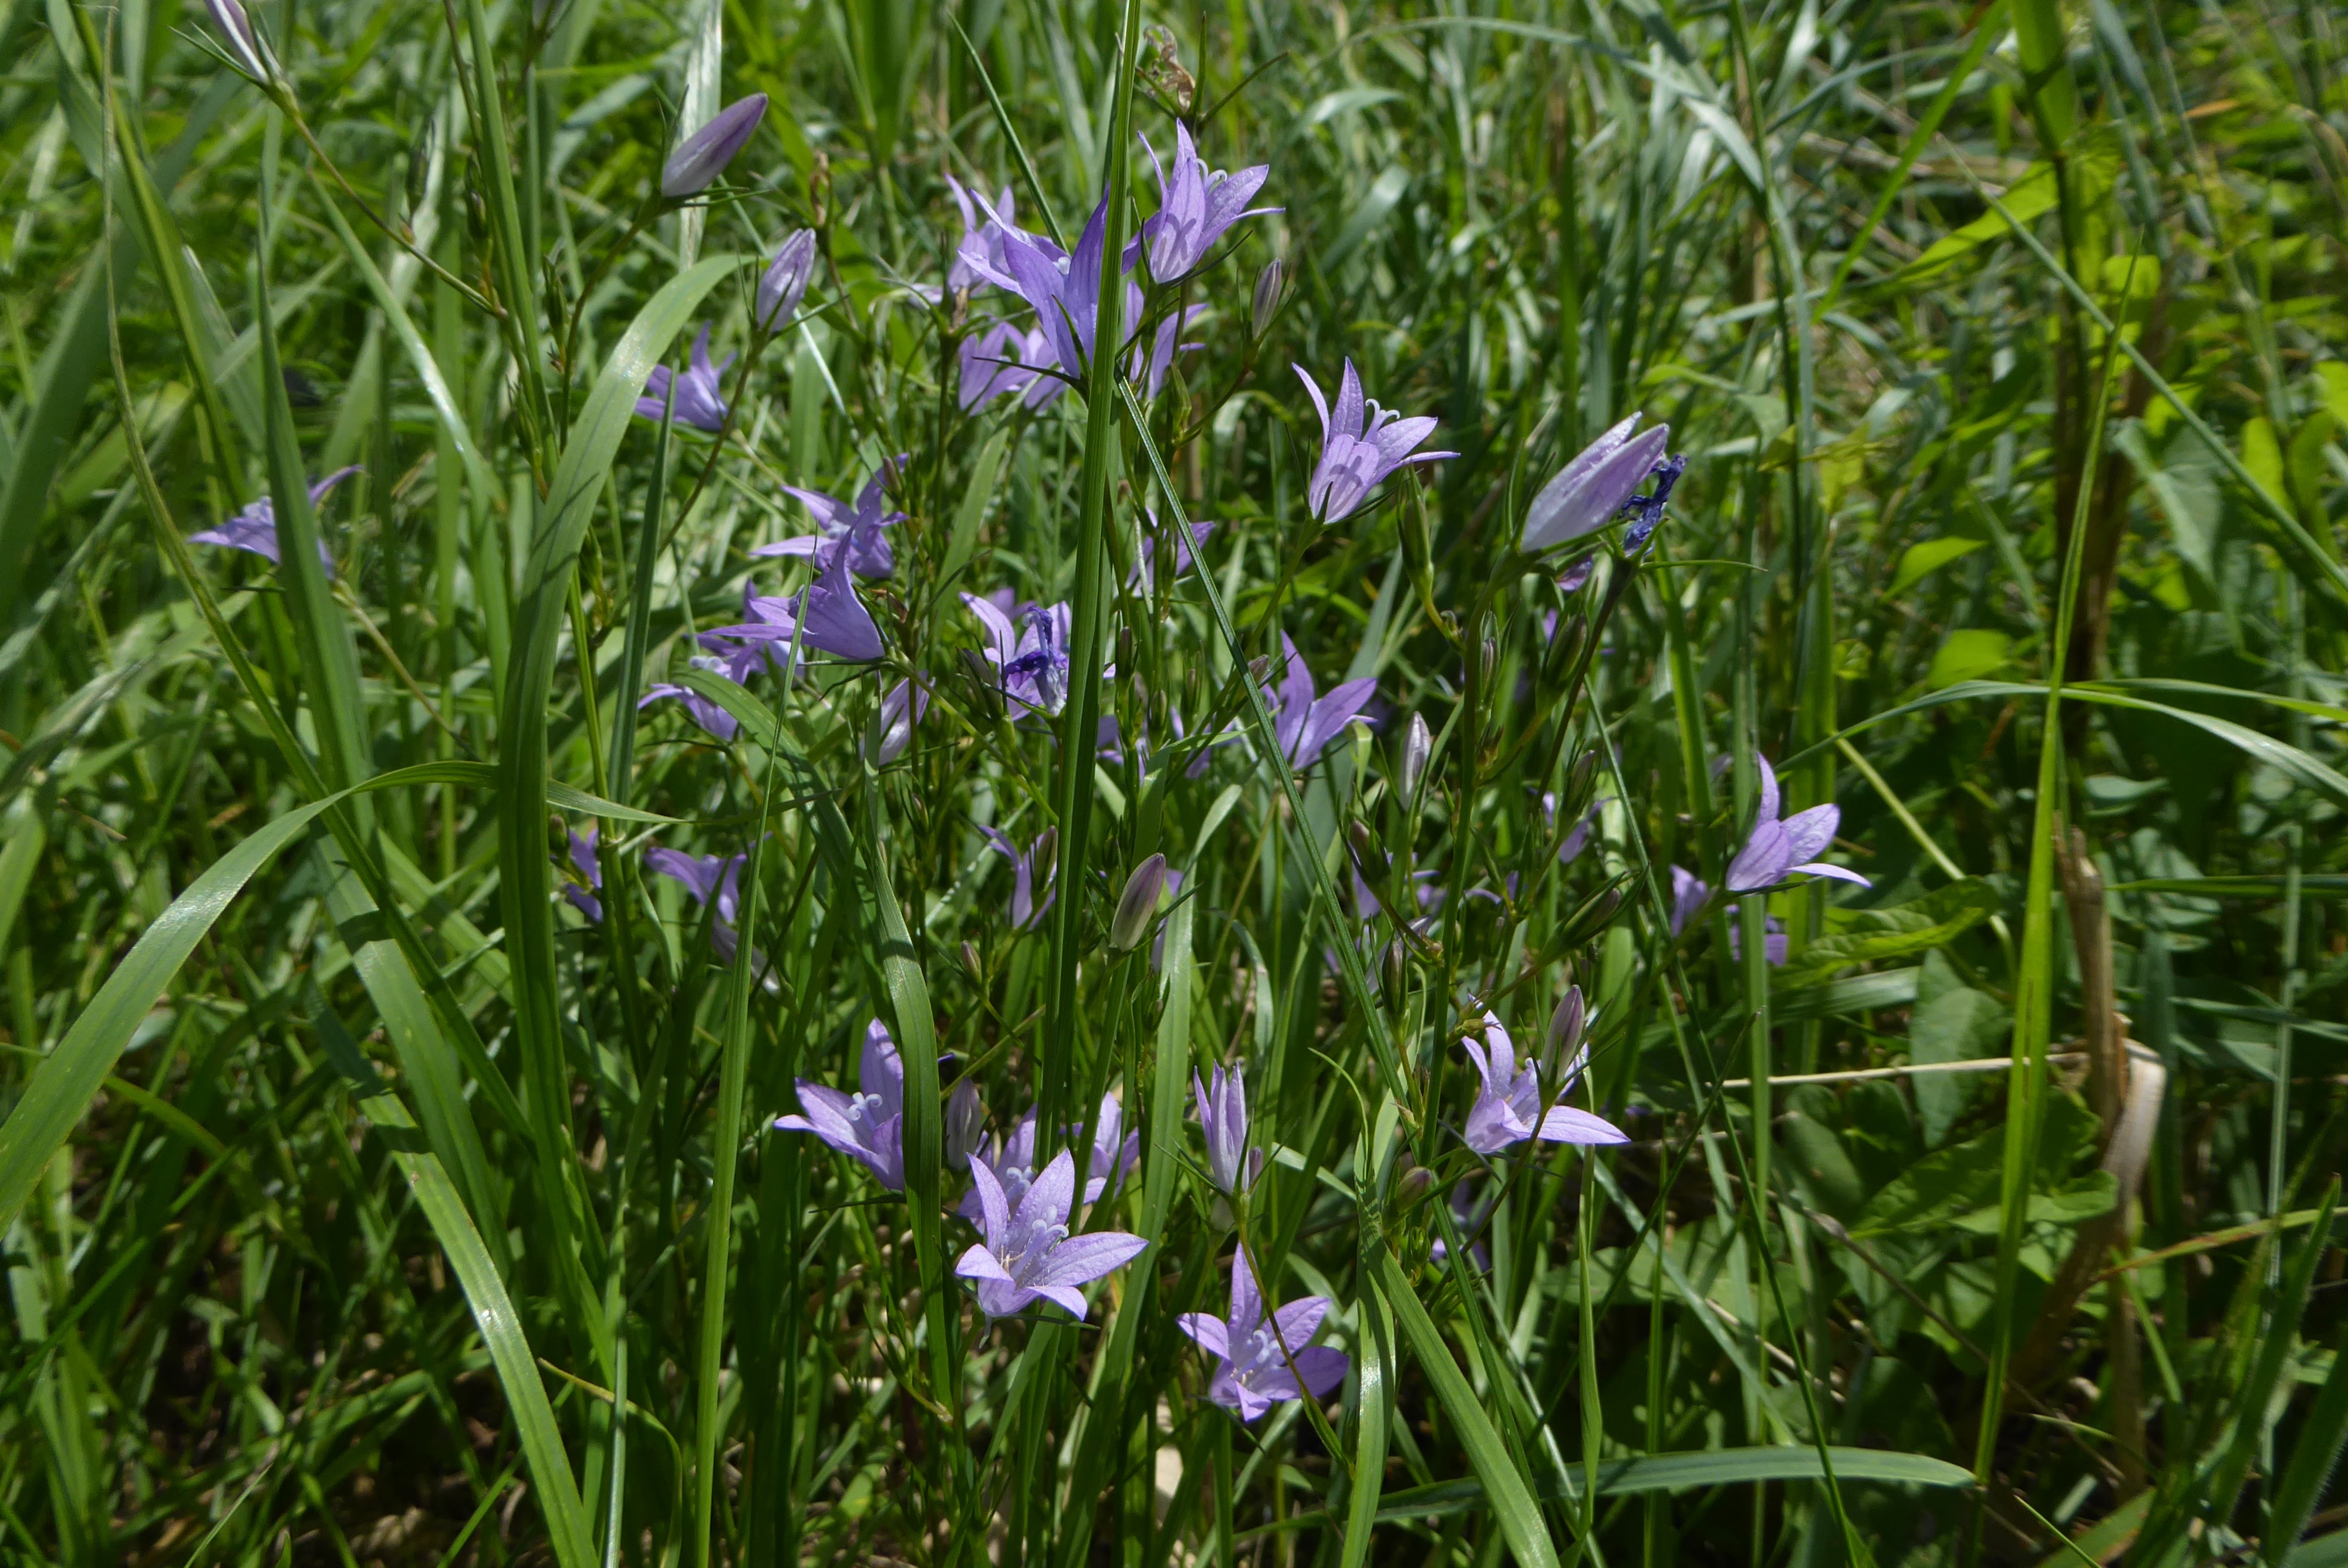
<box><xmin>960</xmin><ymin>322</ymin><xmax>1065</xmax><ymax>412</ymax></box>
<box><xmin>960</xmin><ymin>194</ymin><xmax>1132</xmax><ymax>390</ymax></box>
<box><xmin>956</xmin><ymin>1150</ymin><xmax>1148</xmax><ymax>1320</ymax></box>
<box><xmin>977</xmin><ymin>824</ymin><xmax>1056</xmax><ymax>930</ymax></box>
<box><xmin>1520</xmin><ymin>414</ymin><xmax>1673</xmax><ymax>553</ymax></box>
<box><xmin>639</xmin><ymin>654</ymin><xmax>742</xmax><ymax>741</ymax></box>
<box><xmin>962</xmin><ymin>593</ymin><xmax>1076</xmax><ymax>717</ymax></box>
<box><xmin>204</xmin><ymin>0</ymin><xmax>274</xmax><ymax>80</ymax></box>
<box><xmin>774</xmin><ymin>1019</ymin><xmax>908</xmax><ymax>1189</ymax></box>
<box><xmin>751</xmin><ymin>455</ymin><xmax>909</xmax><ymax>578</ymax></box>
<box><xmin>645</xmin><ymin>843</ymin><xmax>761</xmax><ymax>965</ymax></box>
<box><xmin>1141</xmin><ymin>124</ymin><xmax>1278</xmax><ymax>283</ymax></box>
<box><xmin>635</xmin><ymin>325</ymin><xmax>732</xmax><ymax>432</ymax></box>
<box><xmin>946</xmin><ymin>175</ymin><xmax>1019</xmax><ymax>292</ymax></box>
<box><xmin>191</xmin><ymin>467</ymin><xmax>362</xmax><ymax>573</ymax></box>
<box><xmin>1192</xmin><ymin>1065</ymin><xmax>1263</xmax><ymax>1197</ymax></box>
<box><xmin>1723</xmin><ymin>754</ymin><xmax>1870</xmax><ymax>892</ymax></box>
<box><xmin>1668</xmin><ymin>865</ymin><xmax>1711</xmax><ymax>937</ymax></box>
<box><xmin>561</xmin><ymin>825</ymin><xmax>604</xmax><ymax>922</ymax></box>
<box><xmin>869</xmin><ymin>678</ymin><xmax>927</xmax><ymax>765</ymax></box>
<box><xmin>708</xmin><ymin>549</ymin><xmax>885</xmax><ymax>664</ymax></box>
<box><xmin>956</xmin><ymin>1093</ymin><xmax>1138</xmax><ymax>1221</ymax></box>
<box><xmin>660</xmin><ymin>94</ymin><xmax>767</xmax><ymax>200</ymax></box>
<box><xmin>1459</xmin><ymin>1006</ymin><xmax>1626</xmax><ymax>1154</ymax></box>
<box><xmin>1264</xmin><ymin>634</ymin><xmax>1375</xmax><ymax>769</ymax></box>
<box><xmin>1294</xmin><ymin>360</ymin><xmax>1456</xmax><ymax>523</ymax></box>
<box><xmin>1177</xmin><ymin>1251</ymin><xmax>1348</xmax><ymax>1422</ymax></box>
<box><xmin>756</xmin><ymin>228</ymin><xmax>818</xmax><ymax>333</ymax></box>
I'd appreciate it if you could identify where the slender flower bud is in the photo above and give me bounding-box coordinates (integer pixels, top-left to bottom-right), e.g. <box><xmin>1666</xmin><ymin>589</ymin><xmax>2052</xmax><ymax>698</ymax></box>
<box><xmin>205</xmin><ymin>0</ymin><xmax>273</xmax><ymax>80</ymax></box>
<box><xmin>756</xmin><ymin>228</ymin><xmax>818</xmax><ymax>332</ymax></box>
<box><xmin>661</xmin><ymin>94</ymin><xmax>768</xmax><ymax>200</ymax></box>
<box><xmin>1251</xmin><ymin>259</ymin><xmax>1285</xmax><ymax>337</ymax></box>
<box><xmin>1546</xmin><ymin>986</ymin><xmax>1587</xmax><ymax>1079</ymax></box>
<box><xmin>1111</xmin><ymin>854</ymin><xmax>1169</xmax><ymax>951</ymax></box>
<box><xmin>1568</xmin><ymin>747</ymin><xmax>1598</xmax><ymax>803</ymax></box>
<box><xmin>1401</xmin><ymin>712</ymin><xmax>1432</xmax><ymax>803</ymax></box>
<box><xmin>1393</xmin><ymin>1157</ymin><xmax>1436</xmax><ymax>1213</ymax></box>
<box><xmin>1381</xmin><ymin>938</ymin><xmax>1411</xmax><ymax>1012</ymax></box>
<box><xmin>945</xmin><ymin>1079</ymin><xmax>986</xmax><ymax>1170</ymax></box>
<box><xmin>959</xmin><ymin>940</ymin><xmax>983</xmax><ymax>977</ymax></box>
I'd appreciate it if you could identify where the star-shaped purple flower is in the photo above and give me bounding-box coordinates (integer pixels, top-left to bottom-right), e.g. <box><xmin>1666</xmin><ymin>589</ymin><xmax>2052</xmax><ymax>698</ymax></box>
<box><xmin>635</xmin><ymin>324</ymin><xmax>732</xmax><ymax>433</ymax></box>
<box><xmin>191</xmin><ymin>467</ymin><xmax>362</xmax><ymax>573</ymax></box>
<box><xmin>946</xmin><ymin>174</ymin><xmax>1020</xmax><ymax>293</ymax></box>
<box><xmin>1459</xmin><ymin>1001</ymin><xmax>1626</xmax><ymax>1155</ymax></box>
<box><xmin>956</xmin><ymin>1093</ymin><xmax>1138</xmax><ymax>1221</ymax></box>
<box><xmin>960</xmin><ymin>194</ymin><xmax>1126</xmax><ymax>389</ymax></box>
<box><xmin>1177</xmin><ymin>1251</ymin><xmax>1348</xmax><ymax>1422</ymax></box>
<box><xmin>561</xmin><ymin>825</ymin><xmax>603</xmax><ymax>922</ymax></box>
<box><xmin>956</xmin><ymin>1150</ymin><xmax>1148</xmax><ymax>1320</ymax></box>
<box><xmin>708</xmin><ymin>548</ymin><xmax>885</xmax><ymax>664</ymax></box>
<box><xmin>1140</xmin><ymin>124</ymin><xmax>1278</xmax><ymax>284</ymax></box>
<box><xmin>1263</xmin><ymin>634</ymin><xmax>1376</xmax><ymax>769</ymax></box>
<box><xmin>751</xmin><ymin>455</ymin><xmax>909</xmax><ymax>579</ymax></box>
<box><xmin>1294</xmin><ymin>360</ymin><xmax>1456</xmax><ymax>523</ymax></box>
<box><xmin>774</xmin><ymin>1019</ymin><xmax>908</xmax><ymax>1190</ymax></box>
<box><xmin>1723</xmin><ymin>753</ymin><xmax>1870</xmax><ymax>893</ymax></box>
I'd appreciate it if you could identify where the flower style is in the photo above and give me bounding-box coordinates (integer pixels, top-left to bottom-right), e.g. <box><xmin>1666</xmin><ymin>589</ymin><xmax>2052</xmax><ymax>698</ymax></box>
<box><xmin>977</xmin><ymin>824</ymin><xmax>1056</xmax><ymax>931</ymax></box>
<box><xmin>959</xmin><ymin>322</ymin><xmax>1064</xmax><ymax>412</ymax></box>
<box><xmin>191</xmin><ymin>468</ymin><xmax>362</xmax><ymax>572</ymax></box>
<box><xmin>962</xmin><ymin>594</ymin><xmax>1075</xmax><ymax>717</ymax></box>
<box><xmin>661</xmin><ymin>94</ymin><xmax>767</xmax><ymax>200</ymax></box>
<box><xmin>645</xmin><ymin>845</ymin><xmax>755</xmax><ymax>962</ymax></box>
<box><xmin>1192</xmin><ymin>1065</ymin><xmax>1263</xmax><ymax>1197</ymax></box>
<box><xmin>956</xmin><ymin>1150</ymin><xmax>1148</xmax><ymax>1320</ymax></box>
<box><xmin>1723</xmin><ymin>753</ymin><xmax>1870</xmax><ymax>892</ymax></box>
<box><xmin>1294</xmin><ymin>360</ymin><xmax>1456</xmax><ymax>523</ymax></box>
<box><xmin>957</xmin><ymin>1093</ymin><xmax>1139</xmax><ymax>1220</ymax></box>
<box><xmin>946</xmin><ymin>174</ymin><xmax>1020</xmax><ymax>293</ymax></box>
<box><xmin>635</xmin><ymin>325</ymin><xmax>732</xmax><ymax>433</ymax></box>
<box><xmin>1177</xmin><ymin>1251</ymin><xmax>1348</xmax><ymax>1421</ymax></box>
<box><xmin>751</xmin><ymin>456</ymin><xmax>909</xmax><ymax>578</ymax></box>
<box><xmin>639</xmin><ymin>655</ymin><xmax>742</xmax><ymax>741</ymax></box>
<box><xmin>1459</xmin><ymin>1004</ymin><xmax>1627</xmax><ymax>1154</ymax></box>
<box><xmin>1519</xmin><ymin>414</ymin><xmax>1674</xmax><ymax>553</ymax></box>
<box><xmin>756</xmin><ymin>229</ymin><xmax>818</xmax><ymax>333</ymax></box>
<box><xmin>561</xmin><ymin>826</ymin><xmax>603</xmax><ymax>922</ymax></box>
<box><xmin>709</xmin><ymin>548</ymin><xmax>885</xmax><ymax>664</ymax></box>
<box><xmin>775</xmin><ymin>1019</ymin><xmax>908</xmax><ymax>1190</ymax></box>
<box><xmin>1264</xmin><ymin>634</ymin><xmax>1377</xmax><ymax>769</ymax></box>
<box><xmin>1140</xmin><ymin>124</ymin><xmax>1278</xmax><ymax>283</ymax></box>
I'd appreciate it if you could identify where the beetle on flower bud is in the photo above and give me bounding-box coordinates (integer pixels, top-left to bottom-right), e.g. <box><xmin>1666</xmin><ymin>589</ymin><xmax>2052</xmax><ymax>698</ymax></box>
<box><xmin>660</xmin><ymin>94</ymin><xmax>767</xmax><ymax>200</ymax></box>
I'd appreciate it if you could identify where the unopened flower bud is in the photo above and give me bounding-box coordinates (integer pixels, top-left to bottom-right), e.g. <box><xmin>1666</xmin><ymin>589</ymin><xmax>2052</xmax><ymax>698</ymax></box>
<box><xmin>959</xmin><ymin>940</ymin><xmax>983</xmax><ymax>977</ymax></box>
<box><xmin>1381</xmin><ymin>938</ymin><xmax>1411</xmax><ymax>1012</ymax></box>
<box><xmin>205</xmin><ymin>0</ymin><xmax>274</xmax><ymax>81</ymax></box>
<box><xmin>1546</xmin><ymin>985</ymin><xmax>1586</xmax><ymax>1077</ymax></box>
<box><xmin>1110</xmin><ymin>854</ymin><xmax>1169</xmax><ymax>951</ymax></box>
<box><xmin>756</xmin><ymin>228</ymin><xmax>817</xmax><ymax>332</ymax></box>
<box><xmin>661</xmin><ymin>94</ymin><xmax>767</xmax><ymax>200</ymax></box>
<box><xmin>1478</xmin><ymin>636</ymin><xmax>1499</xmax><ymax>693</ymax></box>
<box><xmin>1247</xmin><ymin>655</ymin><xmax>1273</xmax><ymax>686</ymax></box>
<box><xmin>944</xmin><ymin>1079</ymin><xmax>986</xmax><ymax>1168</ymax></box>
<box><xmin>1251</xmin><ymin>259</ymin><xmax>1285</xmax><ymax>338</ymax></box>
<box><xmin>1393</xmin><ymin>1157</ymin><xmax>1436</xmax><ymax>1213</ymax></box>
<box><xmin>1568</xmin><ymin>747</ymin><xmax>1599</xmax><ymax>803</ymax></box>
<box><xmin>1401</xmin><ymin>712</ymin><xmax>1432</xmax><ymax>803</ymax></box>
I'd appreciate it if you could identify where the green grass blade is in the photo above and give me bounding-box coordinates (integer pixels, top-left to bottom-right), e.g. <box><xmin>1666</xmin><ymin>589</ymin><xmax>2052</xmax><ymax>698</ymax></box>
<box><xmin>2267</xmin><ymin>1323</ymin><xmax>2348</xmax><ymax>1567</ymax></box>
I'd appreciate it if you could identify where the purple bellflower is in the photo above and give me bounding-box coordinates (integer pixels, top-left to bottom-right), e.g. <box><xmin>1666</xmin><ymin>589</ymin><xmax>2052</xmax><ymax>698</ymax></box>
<box><xmin>661</xmin><ymin>94</ymin><xmax>767</xmax><ymax>200</ymax></box>
<box><xmin>963</xmin><ymin>594</ymin><xmax>1074</xmax><ymax>717</ymax></box>
<box><xmin>561</xmin><ymin>826</ymin><xmax>604</xmax><ymax>922</ymax></box>
<box><xmin>1520</xmin><ymin>414</ymin><xmax>1674</xmax><ymax>553</ymax></box>
<box><xmin>752</xmin><ymin>455</ymin><xmax>909</xmax><ymax>578</ymax></box>
<box><xmin>1264</xmin><ymin>634</ymin><xmax>1377</xmax><ymax>769</ymax></box>
<box><xmin>709</xmin><ymin>549</ymin><xmax>886</xmax><ymax>664</ymax></box>
<box><xmin>639</xmin><ymin>655</ymin><xmax>742</xmax><ymax>741</ymax></box>
<box><xmin>645</xmin><ymin>845</ymin><xmax>761</xmax><ymax>965</ymax></box>
<box><xmin>1724</xmin><ymin>754</ymin><xmax>1870</xmax><ymax>893</ymax></box>
<box><xmin>636</xmin><ymin>325</ymin><xmax>731</xmax><ymax>432</ymax></box>
<box><xmin>870</xmin><ymin>678</ymin><xmax>928</xmax><ymax>765</ymax></box>
<box><xmin>775</xmin><ymin>1019</ymin><xmax>908</xmax><ymax>1190</ymax></box>
<box><xmin>192</xmin><ymin>467</ymin><xmax>362</xmax><ymax>572</ymax></box>
<box><xmin>1178</xmin><ymin>1251</ymin><xmax>1348</xmax><ymax>1422</ymax></box>
<box><xmin>1669</xmin><ymin>866</ymin><xmax>1711</xmax><ymax>937</ymax></box>
<box><xmin>204</xmin><ymin>0</ymin><xmax>274</xmax><ymax>81</ymax></box>
<box><xmin>977</xmin><ymin>824</ymin><xmax>1057</xmax><ymax>931</ymax></box>
<box><xmin>1141</xmin><ymin>124</ymin><xmax>1277</xmax><ymax>283</ymax></box>
<box><xmin>959</xmin><ymin>322</ymin><xmax>1063</xmax><ymax>412</ymax></box>
<box><xmin>957</xmin><ymin>1150</ymin><xmax>1148</xmax><ymax>1320</ymax></box>
<box><xmin>957</xmin><ymin>1094</ymin><xmax>1139</xmax><ymax>1221</ymax></box>
<box><xmin>1192</xmin><ymin>1065</ymin><xmax>1264</xmax><ymax>1197</ymax></box>
<box><xmin>1459</xmin><ymin>1002</ymin><xmax>1627</xmax><ymax>1155</ymax></box>
<box><xmin>946</xmin><ymin>175</ymin><xmax>1019</xmax><ymax>293</ymax></box>
<box><xmin>1294</xmin><ymin>360</ymin><xmax>1456</xmax><ymax>523</ymax></box>
<box><xmin>961</xmin><ymin>195</ymin><xmax>1125</xmax><ymax>388</ymax></box>
<box><xmin>757</xmin><ymin>229</ymin><xmax>818</xmax><ymax>333</ymax></box>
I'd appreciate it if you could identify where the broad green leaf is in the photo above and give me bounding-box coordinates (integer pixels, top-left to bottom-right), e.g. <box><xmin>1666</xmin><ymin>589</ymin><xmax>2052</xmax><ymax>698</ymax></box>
<box><xmin>1910</xmin><ymin>954</ymin><xmax>2010</xmax><ymax>1147</ymax></box>
<box><xmin>1925</xmin><ymin>628</ymin><xmax>2012</xmax><ymax>691</ymax></box>
<box><xmin>1887</xmin><ymin>536</ymin><xmax>1985</xmax><ymax>597</ymax></box>
<box><xmin>1853</xmin><ymin>1094</ymin><xmax>2107</xmax><ymax>1239</ymax></box>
